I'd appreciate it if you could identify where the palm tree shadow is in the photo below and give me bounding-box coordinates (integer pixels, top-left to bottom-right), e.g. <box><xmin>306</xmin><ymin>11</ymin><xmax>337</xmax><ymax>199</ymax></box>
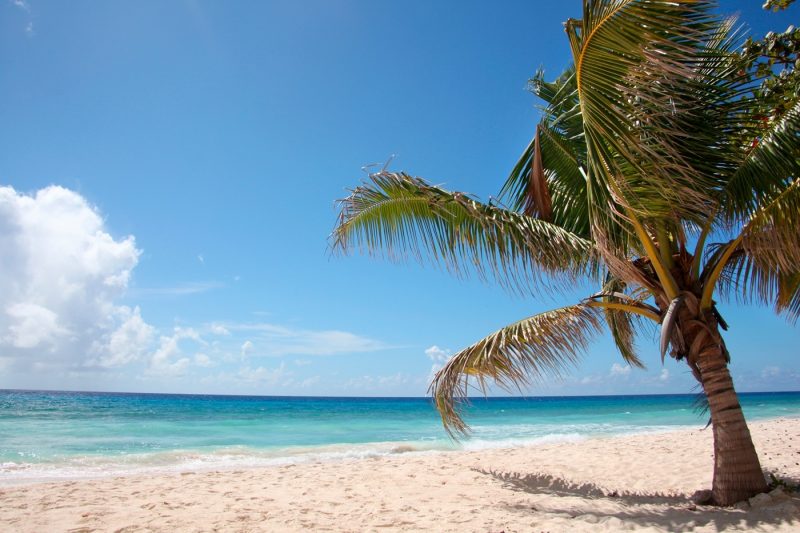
<box><xmin>476</xmin><ymin>468</ymin><xmax>682</xmax><ymax>505</ymax></box>
<box><xmin>475</xmin><ymin>468</ymin><xmax>800</xmax><ymax>532</ymax></box>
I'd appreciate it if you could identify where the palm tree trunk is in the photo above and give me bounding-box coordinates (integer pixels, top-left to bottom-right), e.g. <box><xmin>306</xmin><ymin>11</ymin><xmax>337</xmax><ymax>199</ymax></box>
<box><xmin>690</xmin><ymin>322</ymin><xmax>767</xmax><ymax>505</ymax></box>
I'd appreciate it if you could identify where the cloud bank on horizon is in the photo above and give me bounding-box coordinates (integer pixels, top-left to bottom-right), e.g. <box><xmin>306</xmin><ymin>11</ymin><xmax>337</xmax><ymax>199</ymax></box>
<box><xmin>0</xmin><ymin>185</ymin><xmax>148</xmax><ymax>372</ymax></box>
<box><xmin>0</xmin><ymin>185</ymin><xmax>394</xmax><ymax>393</ymax></box>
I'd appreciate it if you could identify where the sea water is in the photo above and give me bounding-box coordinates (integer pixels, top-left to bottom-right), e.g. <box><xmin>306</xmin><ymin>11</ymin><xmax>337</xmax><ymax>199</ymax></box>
<box><xmin>1</xmin><ymin>390</ymin><xmax>799</xmax><ymax>484</ymax></box>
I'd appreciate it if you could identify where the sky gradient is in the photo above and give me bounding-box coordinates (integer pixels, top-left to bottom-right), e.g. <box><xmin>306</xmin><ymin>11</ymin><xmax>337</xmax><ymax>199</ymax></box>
<box><xmin>1</xmin><ymin>0</ymin><xmax>798</xmax><ymax>396</ymax></box>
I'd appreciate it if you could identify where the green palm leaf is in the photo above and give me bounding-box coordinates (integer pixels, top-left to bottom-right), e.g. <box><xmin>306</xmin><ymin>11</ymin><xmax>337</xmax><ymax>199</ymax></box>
<box><xmin>703</xmin><ymin>178</ymin><xmax>800</xmax><ymax>320</ymax></box>
<box><xmin>332</xmin><ymin>171</ymin><xmax>599</xmax><ymax>295</ymax></box>
<box><xmin>721</xmin><ymin>101</ymin><xmax>800</xmax><ymax>223</ymax></box>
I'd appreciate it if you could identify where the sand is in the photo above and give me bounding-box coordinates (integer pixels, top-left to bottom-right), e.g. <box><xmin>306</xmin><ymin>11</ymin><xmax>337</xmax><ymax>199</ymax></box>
<box><xmin>1</xmin><ymin>417</ymin><xmax>798</xmax><ymax>532</ymax></box>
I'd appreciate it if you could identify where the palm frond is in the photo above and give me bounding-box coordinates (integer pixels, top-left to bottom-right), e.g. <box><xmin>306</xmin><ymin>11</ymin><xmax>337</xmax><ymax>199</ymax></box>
<box><xmin>721</xmin><ymin>101</ymin><xmax>800</xmax><ymax>225</ymax></box>
<box><xmin>599</xmin><ymin>277</ymin><xmax>646</xmax><ymax>368</ymax></box>
<box><xmin>501</xmin><ymin>68</ymin><xmax>589</xmax><ymax>237</ymax></box>
<box><xmin>739</xmin><ymin>177</ymin><xmax>800</xmax><ymax>272</ymax></box>
<box><xmin>571</xmin><ymin>0</ymin><xmax>724</xmax><ymax>216</ymax></box>
<box><xmin>713</xmin><ymin>250</ymin><xmax>800</xmax><ymax>324</ymax></box>
<box><xmin>429</xmin><ymin>304</ymin><xmax>603</xmax><ymax>436</ymax></box>
<box><xmin>332</xmin><ymin>171</ymin><xmax>599</xmax><ymax>295</ymax></box>
<box><xmin>704</xmin><ymin>178</ymin><xmax>800</xmax><ymax>320</ymax></box>
<box><xmin>502</xmin><ymin>123</ymin><xmax>590</xmax><ymax>236</ymax></box>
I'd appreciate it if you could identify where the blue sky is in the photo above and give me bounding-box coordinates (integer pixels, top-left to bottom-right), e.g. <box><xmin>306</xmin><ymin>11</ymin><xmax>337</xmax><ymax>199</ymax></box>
<box><xmin>1</xmin><ymin>0</ymin><xmax>798</xmax><ymax>396</ymax></box>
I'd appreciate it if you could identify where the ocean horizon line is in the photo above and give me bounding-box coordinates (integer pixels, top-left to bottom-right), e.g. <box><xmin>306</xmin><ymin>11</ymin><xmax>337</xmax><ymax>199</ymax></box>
<box><xmin>3</xmin><ymin>387</ymin><xmax>799</xmax><ymax>401</ymax></box>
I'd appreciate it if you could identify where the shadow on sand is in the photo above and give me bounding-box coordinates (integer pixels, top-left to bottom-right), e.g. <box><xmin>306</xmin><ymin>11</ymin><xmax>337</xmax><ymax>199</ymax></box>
<box><xmin>475</xmin><ymin>468</ymin><xmax>800</xmax><ymax>532</ymax></box>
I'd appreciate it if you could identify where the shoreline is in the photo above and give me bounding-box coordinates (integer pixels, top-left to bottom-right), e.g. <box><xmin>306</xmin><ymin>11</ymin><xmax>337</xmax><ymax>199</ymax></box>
<box><xmin>2</xmin><ymin>417</ymin><xmax>798</xmax><ymax>532</ymax></box>
<box><xmin>2</xmin><ymin>414</ymin><xmax>798</xmax><ymax>487</ymax></box>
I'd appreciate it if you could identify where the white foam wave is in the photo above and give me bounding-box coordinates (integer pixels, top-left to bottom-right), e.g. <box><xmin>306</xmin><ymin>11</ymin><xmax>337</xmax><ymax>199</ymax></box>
<box><xmin>0</xmin><ymin>441</ymin><xmax>453</xmax><ymax>485</ymax></box>
<box><xmin>462</xmin><ymin>433</ymin><xmax>586</xmax><ymax>451</ymax></box>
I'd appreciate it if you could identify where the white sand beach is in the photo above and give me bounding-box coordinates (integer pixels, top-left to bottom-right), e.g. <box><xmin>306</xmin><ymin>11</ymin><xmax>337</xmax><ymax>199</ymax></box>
<box><xmin>1</xmin><ymin>417</ymin><xmax>798</xmax><ymax>532</ymax></box>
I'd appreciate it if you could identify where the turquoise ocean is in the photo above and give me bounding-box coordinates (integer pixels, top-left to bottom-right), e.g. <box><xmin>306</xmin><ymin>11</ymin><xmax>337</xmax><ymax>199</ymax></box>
<box><xmin>2</xmin><ymin>390</ymin><xmax>799</xmax><ymax>484</ymax></box>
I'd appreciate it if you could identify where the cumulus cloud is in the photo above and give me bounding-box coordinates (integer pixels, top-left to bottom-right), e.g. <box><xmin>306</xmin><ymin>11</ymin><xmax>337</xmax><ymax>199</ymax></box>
<box><xmin>0</xmin><ymin>185</ymin><xmax>151</xmax><ymax>372</ymax></box>
<box><xmin>241</xmin><ymin>340</ymin><xmax>254</xmax><ymax>357</ymax></box>
<box><xmin>424</xmin><ymin>346</ymin><xmax>453</xmax><ymax>383</ymax></box>
<box><xmin>659</xmin><ymin>368</ymin><xmax>670</xmax><ymax>382</ymax></box>
<box><xmin>89</xmin><ymin>307</ymin><xmax>154</xmax><ymax>368</ymax></box>
<box><xmin>147</xmin><ymin>328</ymin><xmax>204</xmax><ymax>377</ymax></box>
<box><xmin>425</xmin><ymin>345</ymin><xmax>451</xmax><ymax>363</ymax></box>
<box><xmin>610</xmin><ymin>363</ymin><xmax>631</xmax><ymax>378</ymax></box>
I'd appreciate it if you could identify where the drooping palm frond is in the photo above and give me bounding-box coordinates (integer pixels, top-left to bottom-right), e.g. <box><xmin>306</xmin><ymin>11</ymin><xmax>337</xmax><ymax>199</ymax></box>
<box><xmin>703</xmin><ymin>178</ymin><xmax>800</xmax><ymax>317</ymax></box>
<box><xmin>739</xmin><ymin>178</ymin><xmax>800</xmax><ymax>272</ymax></box>
<box><xmin>714</xmin><ymin>249</ymin><xmax>800</xmax><ymax>324</ymax></box>
<box><xmin>332</xmin><ymin>171</ymin><xmax>599</xmax><ymax>295</ymax></box>
<box><xmin>429</xmin><ymin>304</ymin><xmax>603</xmax><ymax>436</ymax></box>
<box><xmin>598</xmin><ymin>277</ymin><xmax>647</xmax><ymax>368</ymax></box>
<box><xmin>777</xmin><ymin>272</ymin><xmax>800</xmax><ymax>322</ymax></box>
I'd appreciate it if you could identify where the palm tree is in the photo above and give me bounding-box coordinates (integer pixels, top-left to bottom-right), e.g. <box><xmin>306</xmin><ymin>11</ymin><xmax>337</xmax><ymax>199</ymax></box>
<box><xmin>332</xmin><ymin>0</ymin><xmax>799</xmax><ymax>506</ymax></box>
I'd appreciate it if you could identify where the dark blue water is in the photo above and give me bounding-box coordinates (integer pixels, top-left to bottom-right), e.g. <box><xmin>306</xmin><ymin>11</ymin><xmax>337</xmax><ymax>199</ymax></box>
<box><xmin>2</xmin><ymin>389</ymin><xmax>798</xmax><ymax>483</ymax></box>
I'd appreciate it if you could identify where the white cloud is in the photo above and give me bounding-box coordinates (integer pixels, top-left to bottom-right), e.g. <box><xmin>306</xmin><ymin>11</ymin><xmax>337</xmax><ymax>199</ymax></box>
<box><xmin>128</xmin><ymin>281</ymin><xmax>223</xmax><ymax>297</ymax></box>
<box><xmin>241</xmin><ymin>340</ymin><xmax>254</xmax><ymax>357</ymax></box>
<box><xmin>761</xmin><ymin>366</ymin><xmax>781</xmax><ymax>379</ymax></box>
<box><xmin>659</xmin><ymin>368</ymin><xmax>670</xmax><ymax>382</ymax></box>
<box><xmin>610</xmin><ymin>363</ymin><xmax>631</xmax><ymax>378</ymax></box>
<box><xmin>210</xmin><ymin>323</ymin><xmax>230</xmax><ymax>336</ymax></box>
<box><xmin>237</xmin><ymin>363</ymin><xmax>287</xmax><ymax>384</ymax></box>
<box><xmin>4</xmin><ymin>302</ymin><xmax>68</xmax><ymax>349</ymax></box>
<box><xmin>0</xmin><ymin>185</ymin><xmax>148</xmax><ymax>372</ymax></box>
<box><xmin>8</xmin><ymin>1</ymin><xmax>33</xmax><ymax>36</ymax></box>
<box><xmin>90</xmin><ymin>306</ymin><xmax>154</xmax><ymax>368</ymax></box>
<box><xmin>343</xmin><ymin>372</ymin><xmax>411</xmax><ymax>392</ymax></box>
<box><xmin>197</xmin><ymin>254</ymin><xmax>204</xmax><ymax>264</ymax></box>
<box><xmin>147</xmin><ymin>328</ymin><xmax>201</xmax><ymax>377</ymax></box>
<box><xmin>218</xmin><ymin>322</ymin><xmax>387</xmax><ymax>357</ymax></box>
<box><xmin>300</xmin><ymin>375</ymin><xmax>320</xmax><ymax>388</ymax></box>
<box><xmin>425</xmin><ymin>345</ymin><xmax>451</xmax><ymax>363</ymax></box>
<box><xmin>194</xmin><ymin>353</ymin><xmax>212</xmax><ymax>367</ymax></box>
<box><xmin>427</xmin><ymin>363</ymin><xmax>442</xmax><ymax>383</ymax></box>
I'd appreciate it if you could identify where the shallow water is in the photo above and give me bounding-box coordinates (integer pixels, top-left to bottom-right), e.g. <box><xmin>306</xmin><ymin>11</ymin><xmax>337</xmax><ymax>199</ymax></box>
<box><xmin>1</xmin><ymin>389</ymin><xmax>798</xmax><ymax>483</ymax></box>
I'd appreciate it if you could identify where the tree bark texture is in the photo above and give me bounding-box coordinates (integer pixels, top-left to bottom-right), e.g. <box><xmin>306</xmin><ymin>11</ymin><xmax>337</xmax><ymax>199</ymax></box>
<box><xmin>678</xmin><ymin>303</ymin><xmax>768</xmax><ymax>505</ymax></box>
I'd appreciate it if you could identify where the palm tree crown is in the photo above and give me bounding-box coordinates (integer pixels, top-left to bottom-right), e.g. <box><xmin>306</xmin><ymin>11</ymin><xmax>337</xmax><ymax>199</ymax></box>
<box><xmin>333</xmin><ymin>0</ymin><xmax>799</xmax><ymax>505</ymax></box>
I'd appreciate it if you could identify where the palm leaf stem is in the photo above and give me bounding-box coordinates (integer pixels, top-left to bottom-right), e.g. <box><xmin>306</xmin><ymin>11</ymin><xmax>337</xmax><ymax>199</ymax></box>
<box><xmin>656</xmin><ymin>223</ymin><xmax>674</xmax><ymax>269</ymax></box>
<box><xmin>691</xmin><ymin>204</ymin><xmax>718</xmax><ymax>281</ymax></box>
<box><xmin>585</xmin><ymin>300</ymin><xmax>661</xmax><ymax>322</ymax></box>
<box><xmin>629</xmin><ymin>212</ymin><xmax>681</xmax><ymax>300</ymax></box>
